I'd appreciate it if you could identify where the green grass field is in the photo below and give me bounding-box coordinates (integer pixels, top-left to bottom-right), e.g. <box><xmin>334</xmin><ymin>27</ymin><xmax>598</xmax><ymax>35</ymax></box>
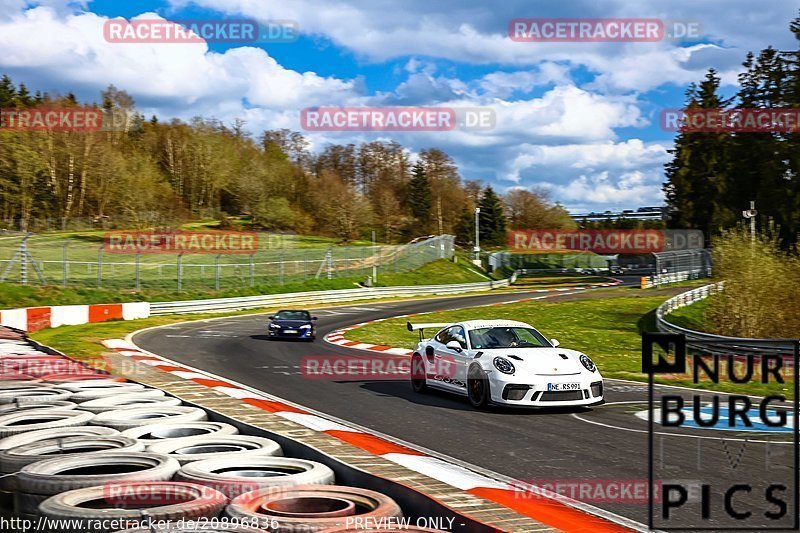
<box><xmin>665</xmin><ymin>298</ymin><xmax>708</xmax><ymax>332</ymax></box>
<box><xmin>0</xmin><ymin>258</ymin><xmax>488</xmax><ymax>308</ymax></box>
<box><xmin>0</xmin><ymin>226</ymin><xmax>452</xmax><ymax>291</ymax></box>
<box><xmin>343</xmin><ymin>284</ymin><xmax>789</xmax><ymax>398</ymax></box>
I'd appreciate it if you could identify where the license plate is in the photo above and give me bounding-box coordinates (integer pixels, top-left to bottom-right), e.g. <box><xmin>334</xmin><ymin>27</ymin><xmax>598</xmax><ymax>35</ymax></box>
<box><xmin>283</xmin><ymin>329</ymin><xmax>298</xmax><ymax>334</ymax></box>
<box><xmin>547</xmin><ymin>382</ymin><xmax>580</xmax><ymax>391</ymax></box>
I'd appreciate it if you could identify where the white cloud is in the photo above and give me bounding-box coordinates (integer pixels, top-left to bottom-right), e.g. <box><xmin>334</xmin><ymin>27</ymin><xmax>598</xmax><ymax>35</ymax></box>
<box><xmin>168</xmin><ymin>0</ymin><xmax>799</xmax><ymax>91</ymax></box>
<box><xmin>0</xmin><ymin>8</ymin><xmax>362</xmax><ymax>122</ymax></box>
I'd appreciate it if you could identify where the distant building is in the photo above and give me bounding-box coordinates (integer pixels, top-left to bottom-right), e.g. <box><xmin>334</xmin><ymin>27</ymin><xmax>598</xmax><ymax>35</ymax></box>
<box><xmin>569</xmin><ymin>206</ymin><xmax>667</xmax><ymax>222</ymax></box>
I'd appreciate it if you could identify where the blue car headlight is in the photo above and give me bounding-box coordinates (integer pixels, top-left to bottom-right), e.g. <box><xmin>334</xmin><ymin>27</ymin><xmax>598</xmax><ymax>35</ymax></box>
<box><xmin>300</xmin><ymin>324</ymin><xmax>312</xmax><ymax>330</ymax></box>
<box><xmin>579</xmin><ymin>354</ymin><xmax>596</xmax><ymax>372</ymax></box>
<box><xmin>269</xmin><ymin>323</ymin><xmax>281</xmax><ymax>330</ymax></box>
<box><xmin>493</xmin><ymin>357</ymin><xmax>515</xmax><ymax>374</ymax></box>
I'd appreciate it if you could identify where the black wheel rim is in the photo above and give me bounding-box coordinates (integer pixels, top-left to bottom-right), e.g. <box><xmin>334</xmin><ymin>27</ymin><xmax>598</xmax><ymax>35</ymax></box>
<box><xmin>470</xmin><ymin>378</ymin><xmax>484</xmax><ymax>403</ymax></box>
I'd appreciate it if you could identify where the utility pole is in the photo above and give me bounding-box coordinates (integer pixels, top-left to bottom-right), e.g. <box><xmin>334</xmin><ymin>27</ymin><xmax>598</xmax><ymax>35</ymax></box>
<box><xmin>473</xmin><ymin>207</ymin><xmax>481</xmax><ymax>261</ymax></box>
<box><xmin>742</xmin><ymin>201</ymin><xmax>757</xmax><ymax>244</ymax></box>
<box><xmin>371</xmin><ymin>230</ymin><xmax>377</xmax><ymax>284</ymax></box>
<box><xmin>437</xmin><ymin>196</ymin><xmax>443</xmax><ymax>236</ymax></box>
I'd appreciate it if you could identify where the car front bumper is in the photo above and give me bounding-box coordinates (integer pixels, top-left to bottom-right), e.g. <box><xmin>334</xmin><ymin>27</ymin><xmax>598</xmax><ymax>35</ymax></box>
<box><xmin>487</xmin><ymin>373</ymin><xmax>604</xmax><ymax>407</ymax></box>
<box><xmin>268</xmin><ymin>328</ymin><xmax>315</xmax><ymax>339</ymax></box>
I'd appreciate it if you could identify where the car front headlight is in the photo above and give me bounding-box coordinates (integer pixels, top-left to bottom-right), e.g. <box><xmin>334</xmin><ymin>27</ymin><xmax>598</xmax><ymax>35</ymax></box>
<box><xmin>493</xmin><ymin>357</ymin><xmax>515</xmax><ymax>374</ymax></box>
<box><xmin>300</xmin><ymin>324</ymin><xmax>312</xmax><ymax>330</ymax></box>
<box><xmin>579</xmin><ymin>354</ymin><xmax>596</xmax><ymax>372</ymax></box>
<box><xmin>269</xmin><ymin>323</ymin><xmax>281</xmax><ymax>330</ymax></box>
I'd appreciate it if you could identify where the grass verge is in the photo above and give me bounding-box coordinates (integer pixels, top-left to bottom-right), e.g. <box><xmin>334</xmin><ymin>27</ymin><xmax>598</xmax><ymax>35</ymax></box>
<box><xmin>343</xmin><ymin>284</ymin><xmax>791</xmax><ymax>398</ymax></box>
<box><xmin>666</xmin><ymin>298</ymin><xmax>709</xmax><ymax>332</ymax></box>
<box><xmin>2</xmin><ymin>259</ymin><xmax>488</xmax><ymax>308</ymax></box>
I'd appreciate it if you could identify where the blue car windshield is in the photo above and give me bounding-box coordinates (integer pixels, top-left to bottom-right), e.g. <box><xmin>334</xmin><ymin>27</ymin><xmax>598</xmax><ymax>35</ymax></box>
<box><xmin>468</xmin><ymin>327</ymin><xmax>550</xmax><ymax>349</ymax></box>
<box><xmin>274</xmin><ymin>310</ymin><xmax>311</xmax><ymax>320</ymax></box>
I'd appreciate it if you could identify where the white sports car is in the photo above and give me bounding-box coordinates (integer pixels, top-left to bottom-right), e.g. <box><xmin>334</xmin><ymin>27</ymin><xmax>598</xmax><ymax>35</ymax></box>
<box><xmin>407</xmin><ymin>319</ymin><xmax>604</xmax><ymax>409</ymax></box>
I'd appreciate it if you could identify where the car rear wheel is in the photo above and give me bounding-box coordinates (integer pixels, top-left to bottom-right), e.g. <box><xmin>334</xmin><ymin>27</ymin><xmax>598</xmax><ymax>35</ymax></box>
<box><xmin>468</xmin><ymin>367</ymin><xmax>489</xmax><ymax>409</ymax></box>
<box><xmin>410</xmin><ymin>354</ymin><xmax>427</xmax><ymax>393</ymax></box>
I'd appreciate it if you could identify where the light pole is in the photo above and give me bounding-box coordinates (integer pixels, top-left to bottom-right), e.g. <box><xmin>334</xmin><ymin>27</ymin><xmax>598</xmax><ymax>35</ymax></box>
<box><xmin>742</xmin><ymin>200</ymin><xmax>757</xmax><ymax>244</ymax></box>
<box><xmin>371</xmin><ymin>229</ymin><xmax>377</xmax><ymax>284</ymax></box>
<box><xmin>473</xmin><ymin>207</ymin><xmax>481</xmax><ymax>261</ymax></box>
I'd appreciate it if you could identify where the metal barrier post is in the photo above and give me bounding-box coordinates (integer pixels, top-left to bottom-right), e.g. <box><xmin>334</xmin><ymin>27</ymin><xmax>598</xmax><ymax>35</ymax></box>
<box><xmin>135</xmin><ymin>253</ymin><xmax>141</xmax><ymax>290</ymax></box>
<box><xmin>62</xmin><ymin>241</ymin><xmax>69</xmax><ymax>287</ymax></box>
<box><xmin>215</xmin><ymin>254</ymin><xmax>221</xmax><ymax>290</ymax></box>
<box><xmin>177</xmin><ymin>254</ymin><xmax>183</xmax><ymax>291</ymax></box>
<box><xmin>249</xmin><ymin>254</ymin><xmax>255</xmax><ymax>287</ymax></box>
<box><xmin>96</xmin><ymin>246</ymin><xmax>103</xmax><ymax>287</ymax></box>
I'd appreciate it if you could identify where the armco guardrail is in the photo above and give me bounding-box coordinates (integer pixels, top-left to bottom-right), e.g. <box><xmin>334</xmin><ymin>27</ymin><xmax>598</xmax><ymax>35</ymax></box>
<box><xmin>656</xmin><ymin>283</ymin><xmax>797</xmax><ymax>355</ymax></box>
<box><xmin>149</xmin><ymin>277</ymin><xmax>513</xmax><ymax>315</ymax></box>
<box><xmin>641</xmin><ymin>269</ymin><xmax>708</xmax><ymax>289</ymax></box>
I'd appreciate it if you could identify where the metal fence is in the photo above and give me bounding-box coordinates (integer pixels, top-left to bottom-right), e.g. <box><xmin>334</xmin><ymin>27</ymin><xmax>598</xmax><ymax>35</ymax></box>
<box><xmin>0</xmin><ymin>233</ymin><xmax>455</xmax><ymax>290</ymax></box>
<box><xmin>653</xmin><ymin>249</ymin><xmax>712</xmax><ymax>276</ymax></box>
<box><xmin>487</xmin><ymin>251</ymin><xmax>609</xmax><ymax>271</ymax></box>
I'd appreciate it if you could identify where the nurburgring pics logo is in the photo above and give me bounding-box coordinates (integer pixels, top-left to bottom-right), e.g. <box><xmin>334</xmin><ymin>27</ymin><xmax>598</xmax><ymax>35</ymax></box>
<box><xmin>643</xmin><ymin>333</ymin><xmax>799</xmax><ymax>531</ymax></box>
<box><xmin>509</xmin><ymin>18</ymin><xmax>702</xmax><ymax>42</ymax></box>
<box><xmin>300</xmin><ymin>107</ymin><xmax>496</xmax><ymax>132</ymax></box>
<box><xmin>661</xmin><ymin>108</ymin><xmax>800</xmax><ymax>133</ymax></box>
<box><xmin>102</xmin><ymin>231</ymin><xmax>259</xmax><ymax>255</ymax></box>
<box><xmin>0</xmin><ymin>107</ymin><xmax>135</xmax><ymax>132</ymax></box>
<box><xmin>103</xmin><ymin>18</ymin><xmax>299</xmax><ymax>43</ymax></box>
<box><xmin>508</xmin><ymin>229</ymin><xmax>704</xmax><ymax>254</ymax></box>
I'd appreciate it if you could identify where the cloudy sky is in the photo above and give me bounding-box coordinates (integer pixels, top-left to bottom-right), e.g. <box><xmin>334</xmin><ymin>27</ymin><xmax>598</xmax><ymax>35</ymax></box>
<box><xmin>1</xmin><ymin>0</ymin><xmax>798</xmax><ymax>213</ymax></box>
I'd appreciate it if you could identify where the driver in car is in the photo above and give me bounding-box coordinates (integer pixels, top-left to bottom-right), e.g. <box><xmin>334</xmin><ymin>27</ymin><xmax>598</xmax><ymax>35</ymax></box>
<box><xmin>485</xmin><ymin>327</ymin><xmax>518</xmax><ymax>348</ymax></box>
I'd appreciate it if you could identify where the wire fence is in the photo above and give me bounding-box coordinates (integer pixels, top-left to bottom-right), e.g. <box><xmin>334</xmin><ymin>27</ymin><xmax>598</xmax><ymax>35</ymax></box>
<box><xmin>652</xmin><ymin>249</ymin><xmax>712</xmax><ymax>276</ymax></box>
<box><xmin>0</xmin><ymin>233</ymin><xmax>455</xmax><ymax>291</ymax></box>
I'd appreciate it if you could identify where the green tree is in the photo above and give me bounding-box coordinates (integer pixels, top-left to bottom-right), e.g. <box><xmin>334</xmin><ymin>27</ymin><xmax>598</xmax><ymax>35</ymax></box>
<box><xmin>0</xmin><ymin>75</ymin><xmax>15</xmax><ymax>107</ymax></box>
<box><xmin>407</xmin><ymin>162</ymin><xmax>432</xmax><ymax>231</ymax></box>
<box><xmin>663</xmin><ymin>69</ymin><xmax>733</xmax><ymax>239</ymax></box>
<box><xmin>478</xmin><ymin>186</ymin><xmax>507</xmax><ymax>246</ymax></box>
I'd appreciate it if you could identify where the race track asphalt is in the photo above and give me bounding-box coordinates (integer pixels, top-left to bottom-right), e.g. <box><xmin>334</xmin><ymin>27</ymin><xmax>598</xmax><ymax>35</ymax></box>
<box><xmin>133</xmin><ymin>281</ymin><xmax>797</xmax><ymax>530</ymax></box>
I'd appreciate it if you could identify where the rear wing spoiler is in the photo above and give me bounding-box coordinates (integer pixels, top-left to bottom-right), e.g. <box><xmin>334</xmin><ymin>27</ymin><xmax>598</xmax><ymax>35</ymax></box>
<box><xmin>406</xmin><ymin>322</ymin><xmax>451</xmax><ymax>341</ymax></box>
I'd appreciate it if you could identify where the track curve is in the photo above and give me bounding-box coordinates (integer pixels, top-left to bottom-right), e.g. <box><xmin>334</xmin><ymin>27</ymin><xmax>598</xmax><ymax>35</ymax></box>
<box><xmin>132</xmin><ymin>279</ymin><xmax>791</xmax><ymax>528</ymax></box>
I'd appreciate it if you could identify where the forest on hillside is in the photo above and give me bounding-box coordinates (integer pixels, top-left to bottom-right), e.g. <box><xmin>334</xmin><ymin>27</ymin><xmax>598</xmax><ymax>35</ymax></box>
<box><xmin>0</xmin><ymin>79</ymin><xmax>572</xmax><ymax>245</ymax></box>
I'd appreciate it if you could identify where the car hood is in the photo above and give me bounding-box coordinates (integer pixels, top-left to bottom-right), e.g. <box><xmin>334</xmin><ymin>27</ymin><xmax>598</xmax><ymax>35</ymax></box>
<box><xmin>479</xmin><ymin>347</ymin><xmax>590</xmax><ymax>376</ymax></box>
<box><xmin>271</xmin><ymin>319</ymin><xmax>311</xmax><ymax>328</ymax></box>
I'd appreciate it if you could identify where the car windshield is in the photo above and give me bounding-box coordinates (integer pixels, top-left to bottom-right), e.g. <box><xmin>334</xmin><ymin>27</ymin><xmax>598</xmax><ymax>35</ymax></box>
<box><xmin>274</xmin><ymin>310</ymin><xmax>311</xmax><ymax>320</ymax></box>
<box><xmin>468</xmin><ymin>327</ymin><xmax>550</xmax><ymax>349</ymax></box>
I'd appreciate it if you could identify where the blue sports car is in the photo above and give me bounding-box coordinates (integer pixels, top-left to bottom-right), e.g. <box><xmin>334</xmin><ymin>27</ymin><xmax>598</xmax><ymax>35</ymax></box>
<box><xmin>267</xmin><ymin>309</ymin><xmax>317</xmax><ymax>341</ymax></box>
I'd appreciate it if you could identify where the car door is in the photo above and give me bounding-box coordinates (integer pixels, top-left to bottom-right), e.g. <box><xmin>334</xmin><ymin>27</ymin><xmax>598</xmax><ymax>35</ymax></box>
<box><xmin>448</xmin><ymin>326</ymin><xmax>470</xmax><ymax>391</ymax></box>
<box><xmin>433</xmin><ymin>325</ymin><xmax>469</xmax><ymax>392</ymax></box>
<box><xmin>429</xmin><ymin>327</ymin><xmax>458</xmax><ymax>391</ymax></box>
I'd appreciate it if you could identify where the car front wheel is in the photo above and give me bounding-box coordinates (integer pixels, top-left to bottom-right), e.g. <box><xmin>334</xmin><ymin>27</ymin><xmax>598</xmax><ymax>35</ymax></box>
<box><xmin>467</xmin><ymin>366</ymin><xmax>489</xmax><ymax>409</ymax></box>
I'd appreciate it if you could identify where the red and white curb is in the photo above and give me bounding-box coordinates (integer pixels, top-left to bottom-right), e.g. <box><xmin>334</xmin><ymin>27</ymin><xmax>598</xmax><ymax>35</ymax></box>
<box><xmin>324</xmin><ymin>279</ymin><xmax>623</xmax><ymax>355</ymax></box>
<box><xmin>103</xmin><ymin>336</ymin><xmax>636</xmax><ymax>533</ymax></box>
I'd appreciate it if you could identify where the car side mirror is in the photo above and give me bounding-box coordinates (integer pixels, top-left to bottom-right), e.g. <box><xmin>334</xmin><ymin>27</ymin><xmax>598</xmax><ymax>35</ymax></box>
<box><xmin>551</xmin><ymin>338</ymin><xmax>560</xmax><ymax>347</ymax></box>
<box><xmin>268</xmin><ymin>316</ymin><xmax>274</xmax><ymax>320</ymax></box>
<box><xmin>445</xmin><ymin>340</ymin><xmax>463</xmax><ymax>352</ymax></box>
<box><xmin>312</xmin><ymin>317</ymin><xmax>318</xmax><ymax>321</ymax></box>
